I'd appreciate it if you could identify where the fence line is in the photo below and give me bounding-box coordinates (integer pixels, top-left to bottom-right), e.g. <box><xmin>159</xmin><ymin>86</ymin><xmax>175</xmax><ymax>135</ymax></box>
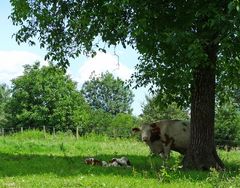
<box><xmin>0</xmin><ymin>126</ymin><xmax>240</xmax><ymax>149</ymax></box>
<box><xmin>0</xmin><ymin>126</ymin><xmax>81</xmax><ymax>138</ymax></box>
<box><xmin>0</xmin><ymin>125</ymin><xmax>132</xmax><ymax>139</ymax></box>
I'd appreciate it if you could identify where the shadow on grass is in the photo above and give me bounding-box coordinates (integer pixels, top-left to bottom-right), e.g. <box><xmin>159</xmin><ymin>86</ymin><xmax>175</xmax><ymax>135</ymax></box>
<box><xmin>0</xmin><ymin>152</ymin><xmax>159</xmax><ymax>177</ymax></box>
<box><xmin>0</xmin><ymin>152</ymin><xmax>239</xmax><ymax>182</ymax></box>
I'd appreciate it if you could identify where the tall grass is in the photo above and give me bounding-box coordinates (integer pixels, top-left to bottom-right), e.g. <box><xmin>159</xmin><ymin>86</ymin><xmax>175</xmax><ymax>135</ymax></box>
<box><xmin>0</xmin><ymin>130</ymin><xmax>239</xmax><ymax>187</ymax></box>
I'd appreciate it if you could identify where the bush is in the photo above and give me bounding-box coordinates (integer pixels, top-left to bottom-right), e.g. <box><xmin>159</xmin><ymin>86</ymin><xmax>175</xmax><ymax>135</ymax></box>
<box><xmin>107</xmin><ymin>113</ymin><xmax>140</xmax><ymax>137</ymax></box>
<box><xmin>215</xmin><ymin>102</ymin><xmax>240</xmax><ymax>147</ymax></box>
<box><xmin>79</xmin><ymin>109</ymin><xmax>112</xmax><ymax>135</ymax></box>
<box><xmin>77</xmin><ymin>109</ymin><xmax>140</xmax><ymax>138</ymax></box>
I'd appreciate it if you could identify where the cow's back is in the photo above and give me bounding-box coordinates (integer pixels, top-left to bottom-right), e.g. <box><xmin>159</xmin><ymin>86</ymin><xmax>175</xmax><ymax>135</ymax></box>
<box><xmin>156</xmin><ymin>120</ymin><xmax>190</xmax><ymax>153</ymax></box>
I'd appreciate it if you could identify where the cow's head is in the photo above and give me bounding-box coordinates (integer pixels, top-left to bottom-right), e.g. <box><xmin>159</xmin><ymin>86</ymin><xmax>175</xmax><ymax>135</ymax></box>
<box><xmin>132</xmin><ymin>122</ymin><xmax>161</xmax><ymax>143</ymax></box>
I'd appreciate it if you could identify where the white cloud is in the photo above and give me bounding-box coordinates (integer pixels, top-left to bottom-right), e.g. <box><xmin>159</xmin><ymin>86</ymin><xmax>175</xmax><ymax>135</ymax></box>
<box><xmin>75</xmin><ymin>52</ymin><xmax>133</xmax><ymax>86</ymax></box>
<box><xmin>0</xmin><ymin>50</ymin><xmax>47</xmax><ymax>85</ymax></box>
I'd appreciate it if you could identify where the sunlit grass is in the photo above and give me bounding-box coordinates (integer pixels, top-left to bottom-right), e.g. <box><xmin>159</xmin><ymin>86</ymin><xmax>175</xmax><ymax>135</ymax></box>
<box><xmin>0</xmin><ymin>130</ymin><xmax>239</xmax><ymax>187</ymax></box>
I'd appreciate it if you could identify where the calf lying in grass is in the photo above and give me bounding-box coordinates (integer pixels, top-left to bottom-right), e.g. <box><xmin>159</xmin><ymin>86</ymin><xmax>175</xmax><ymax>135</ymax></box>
<box><xmin>85</xmin><ymin>157</ymin><xmax>131</xmax><ymax>168</ymax></box>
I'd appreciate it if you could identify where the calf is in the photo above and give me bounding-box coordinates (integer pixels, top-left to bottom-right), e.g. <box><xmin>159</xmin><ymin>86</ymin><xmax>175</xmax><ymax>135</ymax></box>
<box><xmin>132</xmin><ymin>119</ymin><xmax>190</xmax><ymax>158</ymax></box>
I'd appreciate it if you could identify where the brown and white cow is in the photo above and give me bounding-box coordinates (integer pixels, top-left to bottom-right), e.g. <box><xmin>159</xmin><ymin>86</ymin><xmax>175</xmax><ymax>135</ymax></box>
<box><xmin>132</xmin><ymin>119</ymin><xmax>190</xmax><ymax>158</ymax></box>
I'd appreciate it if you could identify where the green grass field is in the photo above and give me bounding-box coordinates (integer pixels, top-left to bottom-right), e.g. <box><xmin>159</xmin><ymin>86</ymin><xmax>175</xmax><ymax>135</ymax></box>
<box><xmin>0</xmin><ymin>131</ymin><xmax>239</xmax><ymax>188</ymax></box>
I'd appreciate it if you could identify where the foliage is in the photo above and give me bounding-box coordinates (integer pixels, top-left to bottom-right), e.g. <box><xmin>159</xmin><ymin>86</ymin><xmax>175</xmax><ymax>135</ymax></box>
<box><xmin>83</xmin><ymin>109</ymin><xmax>113</xmax><ymax>135</ymax></box>
<box><xmin>6</xmin><ymin>62</ymin><xmax>90</xmax><ymax>130</ymax></box>
<box><xmin>78</xmin><ymin>109</ymin><xmax>139</xmax><ymax>138</ymax></box>
<box><xmin>233</xmin><ymin>89</ymin><xmax>240</xmax><ymax>109</ymax></box>
<box><xmin>141</xmin><ymin>95</ymin><xmax>189</xmax><ymax>123</ymax></box>
<box><xmin>0</xmin><ymin>131</ymin><xmax>239</xmax><ymax>187</ymax></box>
<box><xmin>215</xmin><ymin>102</ymin><xmax>240</xmax><ymax>146</ymax></box>
<box><xmin>108</xmin><ymin>113</ymin><xmax>140</xmax><ymax>137</ymax></box>
<box><xmin>0</xmin><ymin>84</ymin><xmax>11</xmax><ymax>127</ymax></box>
<box><xmin>3</xmin><ymin>63</ymin><xmax>137</xmax><ymax>136</ymax></box>
<box><xmin>9</xmin><ymin>1</ymin><xmax>240</xmax><ymax>105</ymax></box>
<box><xmin>81</xmin><ymin>72</ymin><xmax>134</xmax><ymax>115</ymax></box>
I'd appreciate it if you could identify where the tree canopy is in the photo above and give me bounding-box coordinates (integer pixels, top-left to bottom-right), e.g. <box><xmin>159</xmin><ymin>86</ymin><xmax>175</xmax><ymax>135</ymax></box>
<box><xmin>7</xmin><ymin>62</ymin><xmax>90</xmax><ymax>130</ymax></box>
<box><xmin>81</xmin><ymin>72</ymin><xmax>134</xmax><ymax>115</ymax></box>
<box><xmin>9</xmin><ymin>1</ymin><xmax>240</xmax><ymax>102</ymax></box>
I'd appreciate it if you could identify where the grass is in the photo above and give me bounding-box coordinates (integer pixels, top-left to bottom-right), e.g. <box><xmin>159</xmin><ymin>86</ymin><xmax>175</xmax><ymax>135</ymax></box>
<box><xmin>0</xmin><ymin>131</ymin><xmax>239</xmax><ymax>187</ymax></box>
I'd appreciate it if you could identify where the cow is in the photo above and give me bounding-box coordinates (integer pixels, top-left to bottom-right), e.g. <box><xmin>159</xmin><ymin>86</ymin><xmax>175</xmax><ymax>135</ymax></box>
<box><xmin>132</xmin><ymin>119</ymin><xmax>190</xmax><ymax>158</ymax></box>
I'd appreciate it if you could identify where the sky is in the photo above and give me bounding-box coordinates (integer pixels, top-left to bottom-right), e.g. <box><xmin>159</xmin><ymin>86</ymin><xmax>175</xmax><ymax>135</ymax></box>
<box><xmin>0</xmin><ymin>1</ymin><xmax>149</xmax><ymax>115</ymax></box>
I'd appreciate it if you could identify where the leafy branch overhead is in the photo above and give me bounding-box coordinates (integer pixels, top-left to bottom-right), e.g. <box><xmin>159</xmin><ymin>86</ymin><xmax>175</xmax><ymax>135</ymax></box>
<box><xmin>10</xmin><ymin>0</ymin><xmax>240</xmax><ymax>105</ymax></box>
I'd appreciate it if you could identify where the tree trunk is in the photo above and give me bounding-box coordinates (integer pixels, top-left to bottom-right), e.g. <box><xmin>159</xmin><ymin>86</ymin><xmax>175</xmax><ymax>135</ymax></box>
<box><xmin>182</xmin><ymin>44</ymin><xmax>224</xmax><ymax>170</ymax></box>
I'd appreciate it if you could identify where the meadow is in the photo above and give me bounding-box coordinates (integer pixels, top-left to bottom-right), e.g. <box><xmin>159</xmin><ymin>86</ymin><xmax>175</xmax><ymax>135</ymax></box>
<box><xmin>0</xmin><ymin>131</ymin><xmax>239</xmax><ymax>188</ymax></box>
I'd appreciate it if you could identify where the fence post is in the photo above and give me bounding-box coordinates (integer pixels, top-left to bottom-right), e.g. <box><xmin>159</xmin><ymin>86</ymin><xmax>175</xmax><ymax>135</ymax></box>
<box><xmin>43</xmin><ymin>126</ymin><xmax>46</xmax><ymax>138</ymax></box>
<box><xmin>21</xmin><ymin>127</ymin><xmax>23</xmax><ymax>133</ymax></box>
<box><xmin>1</xmin><ymin>128</ymin><xmax>4</xmax><ymax>136</ymax></box>
<box><xmin>53</xmin><ymin>127</ymin><xmax>56</xmax><ymax>137</ymax></box>
<box><xmin>76</xmin><ymin>127</ymin><xmax>79</xmax><ymax>139</ymax></box>
<box><xmin>113</xmin><ymin>129</ymin><xmax>116</xmax><ymax>138</ymax></box>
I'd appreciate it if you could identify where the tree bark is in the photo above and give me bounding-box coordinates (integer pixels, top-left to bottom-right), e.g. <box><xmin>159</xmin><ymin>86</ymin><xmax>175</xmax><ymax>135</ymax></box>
<box><xmin>182</xmin><ymin>44</ymin><xmax>224</xmax><ymax>170</ymax></box>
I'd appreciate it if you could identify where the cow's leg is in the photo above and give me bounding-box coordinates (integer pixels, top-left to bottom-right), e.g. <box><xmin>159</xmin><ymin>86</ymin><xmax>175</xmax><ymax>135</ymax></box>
<box><xmin>159</xmin><ymin>152</ymin><xmax>166</xmax><ymax>159</ymax></box>
<box><xmin>163</xmin><ymin>147</ymin><xmax>170</xmax><ymax>159</ymax></box>
<box><xmin>162</xmin><ymin>141</ymin><xmax>173</xmax><ymax>159</ymax></box>
<box><xmin>161</xmin><ymin>143</ymin><xmax>172</xmax><ymax>167</ymax></box>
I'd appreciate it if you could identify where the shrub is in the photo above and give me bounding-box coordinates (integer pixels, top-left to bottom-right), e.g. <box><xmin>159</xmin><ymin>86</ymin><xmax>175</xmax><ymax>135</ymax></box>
<box><xmin>215</xmin><ymin>102</ymin><xmax>240</xmax><ymax>147</ymax></box>
<box><xmin>108</xmin><ymin>113</ymin><xmax>140</xmax><ymax>137</ymax></box>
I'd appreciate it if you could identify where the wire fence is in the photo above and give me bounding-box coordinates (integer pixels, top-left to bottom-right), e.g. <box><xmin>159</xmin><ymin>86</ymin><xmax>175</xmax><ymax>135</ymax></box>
<box><xmin>0</xmin><ymin>126</ymin><xmax>240</xmax><ymax>151</ymax></box>
<box><xmin>0</xmin><ymin>125</ymin><xmax>133</xmax><ymax>139</ymax></box>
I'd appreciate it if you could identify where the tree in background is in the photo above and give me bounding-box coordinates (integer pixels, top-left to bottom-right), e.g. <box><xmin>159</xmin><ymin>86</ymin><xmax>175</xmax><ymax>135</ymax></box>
<box><xmin>86</xmin><ymin>109</ymin><xmax>113</xmax><ymax>134</ymax></box>
<box><xmin>141</xmin><ymin>96</ymin><xmax>189</xmax><ymax>123</ymax></box>
<box><xmin>233</xmin><ymin>90</ymin><xmax>240</xmax><ymax>110</ymax></box>
<box><xmin>0</xmin><ymin>84</ymin><xmax>11</xmax><ymax>127</ymax></box>
<box><xmin>214</xmin><ymin>88</ymin><xmax>240</xmax><ymax>147</ymax></box>
<box><xmin>109</xmin><ymin>113</ymin><xmax>140</xmax><ymax>137</ymax></box>
<box><xmin>81</xmin><ymin>72</ymin><xmax>134</xmax><ymax>115</ymax></box>
<box><xmin>212</xmin><ymin>86</ymin><xmax>240</xmax><ymax>143</ymax></box>
<box><xmin>215</xmin><ymin>101</ymin><xmax>240</xmax><ymax>147</ymax></box>
<box><xmin>10</xmin><ymin>0</ymin><xmax>240</xmax><ymax>170</ymax></box>
<box><xmin>7</xmin><ymin>62</ymin><xmax>90</xmax><ymax>131</ymax></box>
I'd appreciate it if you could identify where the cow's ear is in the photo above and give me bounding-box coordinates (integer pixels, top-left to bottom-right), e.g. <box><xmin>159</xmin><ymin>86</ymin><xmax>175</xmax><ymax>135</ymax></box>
<box><xmin>151</xmin><ymin>123</ymin><xmax>160</xmax><ymax>134</ymax></box>
<box><xmin>150</xmin><ymin>123</ymin><xmax>157</xmax><ymax>128</ymax></box>
<box><xmin>152</xmin><ymin>126</ymin><xmax>160</xmax><ymax>134</ymax></box>
<box><xmin>132</xmin><ymin>127</ymin><xmax>141</xmax><ymax>132</ymax></box>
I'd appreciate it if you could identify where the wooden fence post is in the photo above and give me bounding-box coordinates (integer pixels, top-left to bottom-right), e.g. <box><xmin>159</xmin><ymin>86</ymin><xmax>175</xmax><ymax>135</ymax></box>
<box><xmin>21</xmin><ymin>127</ymin><xmax>23</xmax><ymax>133</ymax></box>
<box><xmin>76</xmin><ymin>127</ymin><xmax>79</xmax><ymax>139</ymax></box>
<box><xmin>53</xmin><ymin>127</ymin><xmax>56</xmax><ymax>137</ymax></box>
<box><xmin>43</xmin><ymin>126</ymin><xmax>46</xmax><ymax>138</ymax></box>
<box><xmin>1</xmin><ymin>128</ymin><xmax>4</xmax><ymax>136</ymax></box>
